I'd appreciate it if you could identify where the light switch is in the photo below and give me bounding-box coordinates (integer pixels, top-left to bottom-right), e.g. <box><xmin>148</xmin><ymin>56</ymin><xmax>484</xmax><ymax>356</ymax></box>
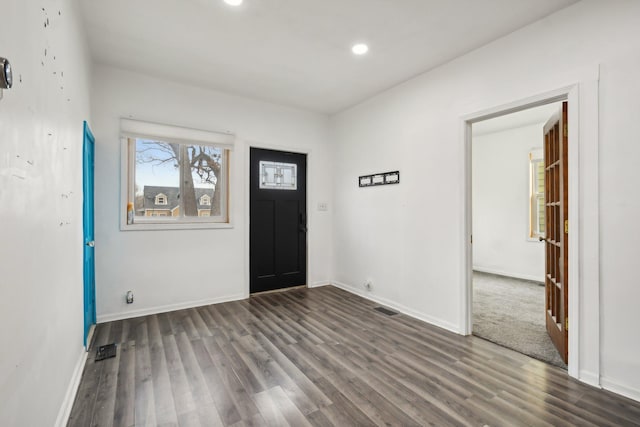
<box><xmin>317</xmin><ymin>202</ymin><xmax>328</xmax><ymax>211</ymax></box>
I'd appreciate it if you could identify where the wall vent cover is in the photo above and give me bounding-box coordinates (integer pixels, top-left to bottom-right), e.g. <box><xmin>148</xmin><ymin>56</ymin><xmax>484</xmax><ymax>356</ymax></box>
<box><xmin>374</xmin><ymin>306</ymin><xmax>398</xmax><ymax>316</ymax></box>
<box><xmin>95</xmin><ymin>343</ymin><xmax>117</xmax><ymax>361</ymax></box>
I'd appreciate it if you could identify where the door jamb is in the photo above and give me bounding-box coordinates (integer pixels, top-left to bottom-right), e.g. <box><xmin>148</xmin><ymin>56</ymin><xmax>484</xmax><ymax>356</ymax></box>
<box><xmin>243</xmin><ymin>140</ymin><xmax>311</xmax><ymax>298</ymax></box>
<box><xmin>460</xmin><ymin>80</ymin><xmax>600</xmax><ymax>385</ymax></box>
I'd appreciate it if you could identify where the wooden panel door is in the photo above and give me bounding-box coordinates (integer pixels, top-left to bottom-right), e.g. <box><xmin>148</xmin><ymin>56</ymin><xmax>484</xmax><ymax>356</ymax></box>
<box><xmin>543</xmin><ymin>102</ymin><xmax>568</xmax><ymax>363</ymax></box>
<box><xmin>250</xmin><ymin>148</ymin><xmax>307</xmax><ymax>293</ymax></box>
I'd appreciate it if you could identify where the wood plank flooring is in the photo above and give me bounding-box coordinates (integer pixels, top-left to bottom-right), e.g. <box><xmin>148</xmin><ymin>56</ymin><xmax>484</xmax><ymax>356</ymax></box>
<box><xmin>68</xmin><ymin>286</ymin><xmax>640</xmax><ymax>427</ymax></box>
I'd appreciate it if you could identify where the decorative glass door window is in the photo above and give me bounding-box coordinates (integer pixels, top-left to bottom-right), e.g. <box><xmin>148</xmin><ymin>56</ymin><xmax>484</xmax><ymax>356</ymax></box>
<box><xmin>259</xmin><ymin>161</ymin><xmax>297</xmax><ymax>190</ymax></box>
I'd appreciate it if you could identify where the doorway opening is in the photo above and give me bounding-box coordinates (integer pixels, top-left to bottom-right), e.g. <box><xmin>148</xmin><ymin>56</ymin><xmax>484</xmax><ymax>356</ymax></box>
<box><xmin>470</xmin><ymin>102</ymin><xmax>567</xmax><ymax>367</ymax></box>
<box><xmin>462</xmin><ymin>79</ymin><xmax>602</xmax><ymax>383</ymax></box>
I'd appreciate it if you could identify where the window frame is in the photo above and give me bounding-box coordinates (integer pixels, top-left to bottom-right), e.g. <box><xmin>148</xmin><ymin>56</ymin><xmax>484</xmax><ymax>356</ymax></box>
<box><xmin>529</xmin><ymin>150</ymin><xmax>545</xmax><ymax>240</ymax></box>
<box><xmin>120</xmin><ymin>119</ymin><xmax>234</xmax><ymax>231</ymax></box>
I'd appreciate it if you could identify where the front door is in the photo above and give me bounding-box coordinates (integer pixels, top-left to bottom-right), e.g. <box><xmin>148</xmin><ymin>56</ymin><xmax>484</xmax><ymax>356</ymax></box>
<box><xmin>250</xmin><ymin>148</ymin><xmax>307</xmax><ymax>293</ymax></box>
<box><xmin>83</xmin><ymin>121</ymin><xmax>96</xmax><ymax>348</ymax></box>
<box><xmin>543</xmin><ymin>102</ymin><xmax>568</xmax><ymax>364</ymax></box>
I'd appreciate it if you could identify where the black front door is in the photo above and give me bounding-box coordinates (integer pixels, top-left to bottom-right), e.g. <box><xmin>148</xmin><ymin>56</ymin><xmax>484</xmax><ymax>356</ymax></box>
<box><xmin>250</xmin><ymin>148</ymin><xmax>307</xmax><ymax>293</ymax></box>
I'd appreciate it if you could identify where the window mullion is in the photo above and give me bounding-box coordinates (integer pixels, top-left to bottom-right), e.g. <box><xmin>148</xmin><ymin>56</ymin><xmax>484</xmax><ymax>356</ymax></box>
<box><xmin>180</xmin><ymin>143</ymin><xmax>187</xmax><ymax>219</ymax></box>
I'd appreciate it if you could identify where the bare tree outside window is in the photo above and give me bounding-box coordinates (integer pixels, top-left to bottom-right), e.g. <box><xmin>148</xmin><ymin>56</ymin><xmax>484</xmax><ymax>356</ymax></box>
<box><xmin>134</xmin><ymin>138</ymin><xmax>225</xmax><ymax>218</ymax></box>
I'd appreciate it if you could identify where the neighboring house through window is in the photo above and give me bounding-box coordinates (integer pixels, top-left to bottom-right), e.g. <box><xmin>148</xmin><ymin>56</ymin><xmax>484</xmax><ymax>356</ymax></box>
<box><xmin>141</xmin><ymin>186</ymin><xmax>215</xmax><ymax>218</ymax></box>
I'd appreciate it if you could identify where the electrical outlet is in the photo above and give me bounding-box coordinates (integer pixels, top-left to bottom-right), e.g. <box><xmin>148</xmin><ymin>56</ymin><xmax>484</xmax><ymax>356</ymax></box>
<box><xmin>126</xmin><ymin>291</ymin><xmax>134</xmax><ymax>304</ymax></box>
<box><xmin>317</xmin><ymin>202</ymin><xmax>328</xmax><ymax>211</ymax></box>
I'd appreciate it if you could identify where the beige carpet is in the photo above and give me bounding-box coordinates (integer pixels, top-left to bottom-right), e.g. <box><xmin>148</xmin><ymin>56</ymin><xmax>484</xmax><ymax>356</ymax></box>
<box><xmin>472</xmin><ymin>271</ymin><xmax>567</xmax><ymax>369</ymax></box>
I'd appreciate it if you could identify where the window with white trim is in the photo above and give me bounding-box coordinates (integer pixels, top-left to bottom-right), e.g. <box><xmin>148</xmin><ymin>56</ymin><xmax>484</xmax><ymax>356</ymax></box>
<box><xmin>529</xmin><ymin>150</ymin><xmax>545</xmax><ymax>238</ymax></box>
<box><xmin>121</xmin><ymin>119</ymin><xmax>233</xmax><ymax>229</ymax></box>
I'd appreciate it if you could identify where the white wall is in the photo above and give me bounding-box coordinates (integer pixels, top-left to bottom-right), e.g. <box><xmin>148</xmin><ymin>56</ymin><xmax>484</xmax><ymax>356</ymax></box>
<box><xmin>330</xmin><ymin>0</ymin><xmax>640</xmax><ymax>400</ymax></box>
<box><xmin>0</xmin><ymin>1</ymin><xmax>92</xmax><ymax>426</ymax></box>
<box><xmin>472</xmin><ymin>123</ymin><xmax>545</xmax><ymax>282</ymax></box>
<box><xmin>598</xmin><ymin>53</ymin><xmax>640</xmax><ymax>400</ymax></box>
<box><xmin>91</xmin><ymin>65</ymin><xmax>332</xmax><ymax>321</ymax></box>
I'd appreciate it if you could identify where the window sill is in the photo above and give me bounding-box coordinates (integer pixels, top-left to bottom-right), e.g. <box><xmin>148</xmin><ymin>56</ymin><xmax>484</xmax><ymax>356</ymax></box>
<box><xmin>527</xmin><ymin>236</ymin><xmax>544</xmax><ymax>243</ymax></box>
<box><xmin>120</xmin><ymin>221</ymin><xmax>233</xmax><ymax>231</ymax></box>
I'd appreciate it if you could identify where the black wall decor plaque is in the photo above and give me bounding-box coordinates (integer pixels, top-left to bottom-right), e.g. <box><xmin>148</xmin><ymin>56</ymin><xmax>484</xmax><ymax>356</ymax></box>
<box><xmin>359</xmin><ymin>171</ymin><xmax>400</xmax><ymax>187</ymax></box>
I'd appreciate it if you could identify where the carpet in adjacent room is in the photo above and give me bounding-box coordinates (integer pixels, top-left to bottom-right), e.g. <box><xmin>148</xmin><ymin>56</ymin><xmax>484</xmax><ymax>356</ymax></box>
<box><xmin>472</xmin><ymin>271</ymin><xmax>567</xmax><ymax>369</ymax></box>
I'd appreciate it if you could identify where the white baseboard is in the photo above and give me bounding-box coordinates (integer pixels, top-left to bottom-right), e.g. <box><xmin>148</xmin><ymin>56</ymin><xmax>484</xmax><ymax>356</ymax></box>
<box><xmin>309</xmin><ymin>280</ymin><xmax>331</xmax><ymax>288</ymax></box>
<box><xmin>97</xmin><ymin>293</ymin><xmax>246</xmax><ymax>323</ymax></box>
<box><xmin>473</xmin><ymin>266</ymin><xmax>544</xmax><ymax>283</ymax></box>
<box><xmin>601</xmin><ymin>376</ymin><xmax>640</xmax><ymax>402</ymax></box>
<box><xmin>54</xmin><ymin>347</ymin><xmax>88</xmax><ymax>427</ymax></box>
<box><xmin>331</xmin><ymin>281</ymin><xmax>460</xmax><ymax>334</ymax></box>
<box><xmin>579</xmin><ymin>370</ymin><xmax>601</xmax><ymax>388</ymax></box>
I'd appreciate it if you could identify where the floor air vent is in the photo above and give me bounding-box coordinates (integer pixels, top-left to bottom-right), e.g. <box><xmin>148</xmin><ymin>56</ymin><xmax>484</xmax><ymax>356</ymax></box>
<box><xmin>95</xmin><ymin>343</ymin><xmax>117</xmax><ymax>361</ymax></box>
<box><xmin>374</xmin><ymin>306</ymin><xmax>398</xmax><ymax>316</ymax></box>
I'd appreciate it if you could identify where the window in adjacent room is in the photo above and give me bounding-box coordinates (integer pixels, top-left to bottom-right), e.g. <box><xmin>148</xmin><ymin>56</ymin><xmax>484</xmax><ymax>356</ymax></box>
<box><xmin>529</xmin><ymin>150</ymin><xmax>545</xmax><ymax>239</ymax></box>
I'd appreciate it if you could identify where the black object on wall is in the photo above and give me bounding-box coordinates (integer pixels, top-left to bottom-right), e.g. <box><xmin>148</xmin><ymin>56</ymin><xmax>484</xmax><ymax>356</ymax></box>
<box><xmin>359</xmin><ymin>171</ymin><xmax>400</xmax><ymax>187</ymax></box>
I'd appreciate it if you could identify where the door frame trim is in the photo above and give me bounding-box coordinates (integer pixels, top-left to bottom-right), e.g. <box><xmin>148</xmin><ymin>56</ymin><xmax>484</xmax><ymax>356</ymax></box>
<box><xmin>460</xmin><ymin>76</ymin><xmax>600</xmax><ymax>385</ymax></box>
<box><xmin>244</xmin><ymin>141</ymin><xmax>311</xmax><ymax>298</ymax></box>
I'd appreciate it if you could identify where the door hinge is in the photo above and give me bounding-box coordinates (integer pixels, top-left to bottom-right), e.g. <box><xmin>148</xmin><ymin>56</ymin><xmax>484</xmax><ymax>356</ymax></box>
<box><xmin>565</xmin><ymin>317</ymin><xmax>568</xmax><ymax>331</ymax></box>
<box><xmin>564</xmin><ymin>123</ymin><xmax>568</xmax><ymax>138</ymax></box>
<box><xmin>564</xmin><ymin>220</ymin><xmax>568</xmax><ymax>234</ymax></box>
<box><xmin>470</xmin><ymin>235</ymin><xmax>473</xmax><ymax>244</ymax></box>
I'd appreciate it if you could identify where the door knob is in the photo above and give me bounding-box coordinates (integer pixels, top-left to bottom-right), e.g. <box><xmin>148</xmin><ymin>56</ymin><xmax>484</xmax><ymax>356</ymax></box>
<box><xmin>86</xmin><ymin>241</ymin><xmax>95</xmax><ymax>247</ymax></box>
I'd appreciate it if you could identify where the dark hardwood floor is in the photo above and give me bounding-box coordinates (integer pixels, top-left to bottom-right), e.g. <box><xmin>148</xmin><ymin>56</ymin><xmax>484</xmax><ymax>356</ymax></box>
<box><xmin>68</xmin><ymin>286</ymin><xmax>640</xmax><ymax>426</ymax></box>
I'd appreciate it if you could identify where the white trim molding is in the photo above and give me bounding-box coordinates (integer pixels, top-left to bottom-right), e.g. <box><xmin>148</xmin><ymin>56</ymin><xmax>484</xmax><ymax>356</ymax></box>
<box><xmin>601</xmin><ymin>377</ymin><xmax>640</xmax><ymax>403</ymax></box>
<box><xmin>331</xmin><ymin>281</ymin><xmax>460</xmax><ymax>334</ymax></box>
<box><xmin>54</xmin><ymin>348</ymin><xmax>88</xmax><ymax>427</ymax></box>
<box><xmin>579</xmin><ymin>370</ymin><xmax>601</xmax><ymax>389</ymax></box>
<box><xmin>97</xmin><ymin>293</ymin><xmax>246</xmax><ymax>323</ymax></box>
<box><xmin>473</xmin><ymin>267</ymin><xmax>544</xmax><ymax>283</ymax></box>
<box><xmin>309</xmin><ymin>281</ymin><xmax>331</xmax><ymax>288</ymax></box>
<box><xmin>120</xmin><ymin>118</ymin><xmax>235</xmax><ymax>148</ymax></box>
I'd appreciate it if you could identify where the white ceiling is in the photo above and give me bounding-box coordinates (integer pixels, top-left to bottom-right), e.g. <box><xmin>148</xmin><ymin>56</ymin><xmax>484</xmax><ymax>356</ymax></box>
<box><xmin>80</xmin><ymin>0</ymin><xmax>578</xmax><ymax>114</ymax></box>
<box><xmin>472</xmin><ymin>102</ymin><xmax>561</xmax><ymax>136</ymax></box>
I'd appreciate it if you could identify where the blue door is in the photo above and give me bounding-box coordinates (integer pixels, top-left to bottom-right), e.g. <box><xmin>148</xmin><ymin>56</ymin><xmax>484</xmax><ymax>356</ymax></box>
<box><xmin>83</xmin><ymin>121</ymin><xmax>96</xmax><ymax>348</ymax></box>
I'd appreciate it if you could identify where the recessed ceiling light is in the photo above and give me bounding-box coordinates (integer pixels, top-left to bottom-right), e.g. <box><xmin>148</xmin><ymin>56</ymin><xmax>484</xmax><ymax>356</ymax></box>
<box><xmin>351</xmin><ymin>43</ymin><xmax>369</xmax><ymax>56</ymax></box>
<box><xmin>224</xmin><ymin>0</ymin><xmax>243</xmax><ymax>6</ymax></box>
